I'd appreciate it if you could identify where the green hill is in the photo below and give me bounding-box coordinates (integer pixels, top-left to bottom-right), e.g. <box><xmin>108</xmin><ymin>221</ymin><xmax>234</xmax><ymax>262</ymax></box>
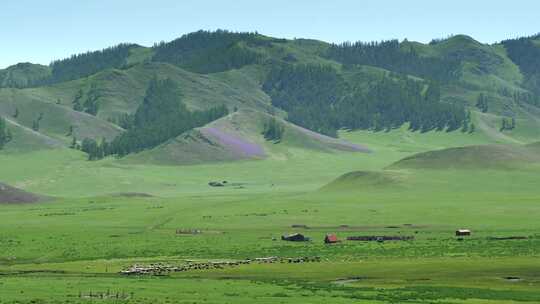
<box><xmin>0</xmin><ymin>87</ymin><xmax>123</xmax><ymax>144</ymax></box>
<box><xmin>389</xmin><ymin>144</ymin><xmax>540</xmax><ymax>170</ymax></box>
<box><xmin>127</xmin><ymin>109</ymin><xmax>369</xmax><ymax>165</ymax></box>
<box><xmin>527</xmin><ymin>141</ymin><xmax>540</xmax><ymax>151</ymax></box>
<box><xmin>321</xmin><ymin>170</ymin><xmax>402</xmax><ymax>192</ymax></box>
<box><xmin>0</xmin><ymin>62</ymin><xmax>273</xmax><ymax>153</ymax></box>
<box><xmin>0</xmin><ymin>63</ymin><xmax>51</xmax><ymax>88</ymax></box>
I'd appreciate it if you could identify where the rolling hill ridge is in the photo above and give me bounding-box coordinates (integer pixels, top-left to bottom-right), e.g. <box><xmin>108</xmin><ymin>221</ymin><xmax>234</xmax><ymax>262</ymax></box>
<box><xmin>389</xmin><ymin>143</ymin><xmax>540</xmax><ymax>170</ymax></box>
<box><xmin>127</xmin><ymin>109</ymin><xmax>369</xmax><ymax>165</ymax></box>
<box><xmin>1</xmin><ymin>30</ymin><xmax>540</xmax><ymax>164</ymax></box>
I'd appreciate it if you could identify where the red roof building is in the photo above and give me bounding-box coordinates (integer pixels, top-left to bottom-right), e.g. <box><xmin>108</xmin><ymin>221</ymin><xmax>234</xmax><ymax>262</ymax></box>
<box><xmin>324</xmin><ymin>234</ymin><xmax>339</xmax><ymax>244</ymax></box>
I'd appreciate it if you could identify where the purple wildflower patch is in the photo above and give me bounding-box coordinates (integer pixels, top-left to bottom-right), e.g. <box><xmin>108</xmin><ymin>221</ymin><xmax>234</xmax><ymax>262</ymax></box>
<box><xmin>202</xmin><ymin>127</ymin><xmax>265</xmax><ymax>157</ymax></box>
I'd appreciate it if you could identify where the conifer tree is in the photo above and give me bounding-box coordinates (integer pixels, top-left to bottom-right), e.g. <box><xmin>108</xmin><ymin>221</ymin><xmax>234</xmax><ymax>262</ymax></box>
<box><xmin>461</xmin><ymin>121</ymin><xmax>469</xmax><ymax>133</ymax></box>
<box><xmin>73</xmin><ymin>89</ymin><xmax>84</xmax><ymax>112</ymax></box>
<box><xmin>476</xmin><ymin>93</ymin><xmax>489</xmax><ymax>113</ymax></box>
<box><xmin>70</xmin><ymin>137</ymin><xmax>78</xmax><ymax>149</ymax></box>
<box><xmin>469</xmin><ymin>123</ymin><xmax>475</xmax><ymax>133</ymax></box>
<box><xmin>263</xmin><ymin>117</ymin><xmax>285</xmax><ymax>142</ymax></box>
<box><xmin>0</xmin><ymin>117</ymin><xmax>12</xmax><ymax>149</ymax></box>
<box><xmin>500</xmin><ymin>118</ymin><xmax>508</xmax><ymax>131</ymax></box>
<box><xmin>263</xmin><ymin>63</ymin><xmax>466</xmax><ymax>136</ymax></box>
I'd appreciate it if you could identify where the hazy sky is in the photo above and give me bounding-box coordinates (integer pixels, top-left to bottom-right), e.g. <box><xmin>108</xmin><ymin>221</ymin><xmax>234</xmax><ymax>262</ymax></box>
<box><xmin>1</xmin><ymin>0</ymin><xmax>538</xmax><ymax>68</ymax></box>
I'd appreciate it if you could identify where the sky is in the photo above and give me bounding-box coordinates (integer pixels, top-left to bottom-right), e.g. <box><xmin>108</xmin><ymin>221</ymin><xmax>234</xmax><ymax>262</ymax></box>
<box><xmin>1</xmin><ymin>0</ymin><xmax>539</xmax><ymax>68</ymax></box>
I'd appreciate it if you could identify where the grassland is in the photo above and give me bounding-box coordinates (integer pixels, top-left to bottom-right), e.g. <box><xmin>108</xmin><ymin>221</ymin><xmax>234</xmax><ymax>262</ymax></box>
<box><xmin>1</xmin><ymin>127</ymin><xmax>539</xmax><ymax>303</ymax></box>
<box><xmin>2</xmin><ymin>31</ymin><xmax>540</xmax><ymax>303</ymax></box>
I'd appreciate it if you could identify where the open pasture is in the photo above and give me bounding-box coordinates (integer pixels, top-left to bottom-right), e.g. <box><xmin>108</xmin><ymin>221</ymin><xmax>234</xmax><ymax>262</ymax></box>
<box><xmin>1</xmin><ymin>129</ymin><xmax>540</xmax><ymax>303</ymax></box>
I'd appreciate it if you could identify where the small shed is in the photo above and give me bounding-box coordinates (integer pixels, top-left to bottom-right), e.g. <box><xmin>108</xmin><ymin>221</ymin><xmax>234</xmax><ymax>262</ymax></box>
<box><xmin>281</xmin><ymin>233</ymin><xmax>309</xmax><ymax>242</ymax></box>
<box><xmin>324</xmin><ymin>234</ymin><xmax>339</xmax><ymax>244</ymax></box>
<box><xmin>455</xmin><ymin>229</ymin><xmax>471</xmax><ymax>236</ymax></box>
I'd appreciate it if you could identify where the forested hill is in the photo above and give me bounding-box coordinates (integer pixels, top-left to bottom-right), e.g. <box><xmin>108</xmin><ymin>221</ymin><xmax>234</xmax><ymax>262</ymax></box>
<box><xmin>1</xmin><ymin>30</ymin><xmax>540</xmax><ymax>159</ymax></box>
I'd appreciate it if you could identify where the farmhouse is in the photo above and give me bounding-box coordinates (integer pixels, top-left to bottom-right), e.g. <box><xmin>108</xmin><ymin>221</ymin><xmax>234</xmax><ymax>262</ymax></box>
<box><xmin>324</xmin><ymin>234</ymin><xmax>339</xmax><ymax>244</ymax></box>
<box><xmin>281</xmin><ymin>233</ymin><xmax>310</xmax><ymax>242</ymax></box>
<box><xmin>456</xmin><ymin>229</ymin><xmax>471</xmax><ymax>236</ymax></box>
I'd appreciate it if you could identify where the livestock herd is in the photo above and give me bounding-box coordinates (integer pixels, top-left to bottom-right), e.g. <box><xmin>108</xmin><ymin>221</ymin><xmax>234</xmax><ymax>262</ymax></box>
<box><xmin>120</xmin><ymin>256</ymin><xmax>321</xmax><ymax>276</ymax></box>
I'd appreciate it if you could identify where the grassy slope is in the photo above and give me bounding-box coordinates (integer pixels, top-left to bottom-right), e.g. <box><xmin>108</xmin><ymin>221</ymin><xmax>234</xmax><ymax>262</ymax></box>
<box><xmin>434</xmin><ymin>35</ymin><xmax>523</xmax><ymax>88</ymax></box>
<box><xmin>1</xmin><ymin>126</ymin><xmax>540</xmax><ymax>303</ymax></box>
<box><xmin>406</xmin><ymin>35</ymin><xmax>540</xmax><ymax>145</ymax></box>
<box><xmin>0</xmin><ymin>62</ymin><xmax>276</xmax><ymax>152</ymax></box>
<box><xmin>128</xmin><ymin>109</ymin><xmax>368</xmax><ymax>165</ymax></box>
<box><xmin>0</xmin><ymin>123</ymin><xmax>531</xmax><ymax>198</ymax></box>
<box><xmin>2</xmin><ymin>33</ymin><xmax>540</xmax><ymax>154</ymax></box>
<box><xmin>0</xmin><ymin>87</ymin><xmax>123</xmax><ymax>145</ymax></box>
<box><xmin>1</xmin><ymin>117</ymin><xmax>64</xmax><ymax>153</ymax></box>
<box><xmin>389</xmin><ymin>144</ymin><xmax>540</xmax><ymax>170</ymax></box>
<box><xmin>0</xmin><ymin>63</ymin><xmax>51</xmax><ymax>88</ymax></box>
<box><xmin>86</xmin><ymin>62</ymin><xmax>275</xmax><ymax>120</ymax></box>
<box><xmin>1</xmin><ymin>34</ymin><xmax>540</xmax><ymax>303</ymax></box>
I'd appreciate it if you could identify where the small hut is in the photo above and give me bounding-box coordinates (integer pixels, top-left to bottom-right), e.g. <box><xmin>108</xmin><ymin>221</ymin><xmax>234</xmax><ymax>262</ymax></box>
<box><xmin>455</xmin><ymin>229</ymin><xmax>471</xmax><ymax>236</ymax></box>
<box><xmin>324</xmin><ymin>234</ymin><xmax>339</xmax><ymax>244</ymax></box>
<box><xmin>281</xmin><ymin>233</ymin><xmax>309</xmax><ymax>242</ymax></box>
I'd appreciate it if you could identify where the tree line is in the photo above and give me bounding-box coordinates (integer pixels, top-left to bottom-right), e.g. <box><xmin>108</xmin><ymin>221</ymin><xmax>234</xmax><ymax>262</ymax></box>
<box><xmin>0</xmin><ymin>44</ymin><xmax>137</xmax><ymax>88</ymax></box>
<box><xmin>152</xmin><ymin>30</ymin><xmax>273</xmax><ymax>73</ymax></box>
<box><xmin>48</xmin><ymin>44</ymin><xmax>136</xmax><ymax>84</ymax></box>
<box><xmin>263</xmin><ymin>63</ymin><xmax>467</xmax><ymax>137</ymax></box>
<box><xmin>4</xmin><ymin>31</ymin><xmax>278</xmax><ymax>89</ymax></box>
<box><xmin>325</xmin><ymin>40</ymin><xmax>461</xmax><ymax>82</ymax></box>
<box><xmin>79</xmin><ymin>78</ymin><xmax>229</xmax><ymax>160</ymax></box>
<box><xmin>502</xmin><ymin>34</ymin><xmax>540</xmax><ymax>95</ymax></box>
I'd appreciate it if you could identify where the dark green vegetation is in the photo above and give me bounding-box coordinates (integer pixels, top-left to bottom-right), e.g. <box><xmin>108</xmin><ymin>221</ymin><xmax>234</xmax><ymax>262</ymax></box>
<box><xmin>0</xmin><ymin>63</ymin><xmax>51</xmax><ymax>88</ymax></box>
<box><xmin>1</xmin><ymin>30</ymin><xmax>540</xmax><ymax>303</ymax></box>
<box><xmin>502</xmin><ymin>34</ymin><xmax>540</xmax><ymax>97</ymax></box>
<box><xmin>326</xmin><ymin>39</ymin><xmax>460</xmax><ymax>81</ymax></box>
<box><xmin>152</xmin><ymin>30</ymin><xmax>269</xmax><ymax>73</ymax></box>
<box><xmin>0</xmin><ymin>117</ymin><xmax>12</xmax><ymax>149</ymax></box>
<box><xmin>476</xmin><ymin>92</ymin><xmax>490</xmax><ymax>112</ymax></box>
<box><xmin>79</xmin><ymin>78</ymin><xmax>229</xmax><ymax>160</ymax></box>
<box><xmin>262</xmin><ymin>117</ymin><xmax>284</xmax><ymax>142</ymax></box>
<box><xmin>48</xmin><ymin>44</ymin><xmax>138</xmax><ymax>84</ymax></box>
<box><xmin>263</xmin><ymin>64</ymin><xmax>466</xmax><ymax>136</ymax></box>
<box><xmin>1</xmin><ymin>30</ymin><xmax>539</xmax><ymax>158</ymax></box>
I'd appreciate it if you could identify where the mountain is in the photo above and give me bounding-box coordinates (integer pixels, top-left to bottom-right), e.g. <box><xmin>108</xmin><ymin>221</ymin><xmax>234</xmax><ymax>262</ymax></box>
<box><xmin>1</xmin><ymin>30</ymin><xmax>540</xmax><ymax>163</ymax></box>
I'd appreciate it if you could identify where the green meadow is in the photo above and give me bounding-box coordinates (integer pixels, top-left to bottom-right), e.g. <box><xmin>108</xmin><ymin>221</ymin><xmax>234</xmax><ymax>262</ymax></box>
<box><xmin>1</xmin><ymin>128</ymin><xmax>539</xmax><ymax>304</ymax></box>
<box><xmin>2</xmin><ymin>29</ymin><xmax>540</xmax><ymax>304</ymax></box>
